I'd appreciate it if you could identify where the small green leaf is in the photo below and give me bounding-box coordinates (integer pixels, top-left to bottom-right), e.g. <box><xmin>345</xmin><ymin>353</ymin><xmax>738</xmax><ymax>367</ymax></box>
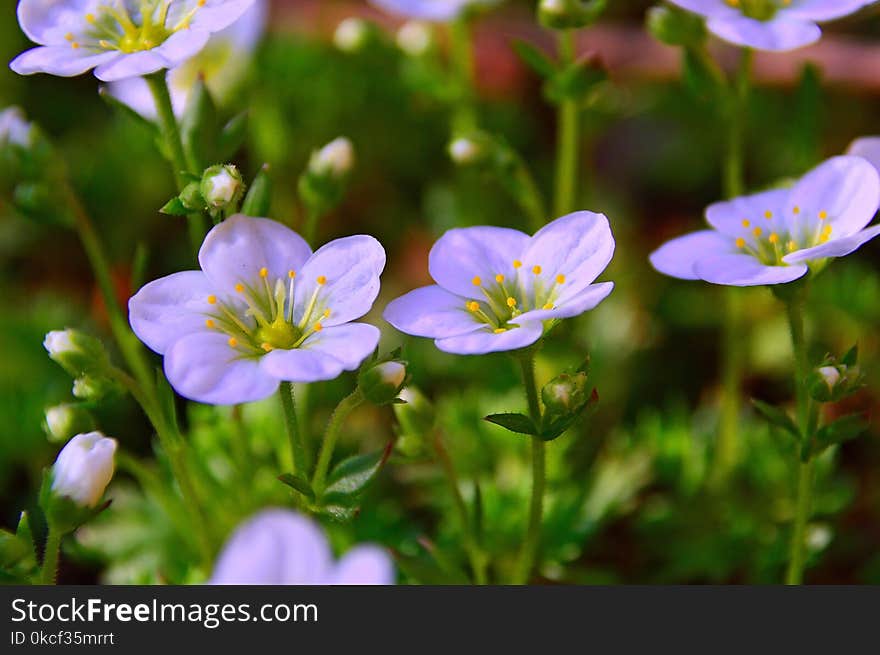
<box><xmin>751</xmin><ymin>399</ymin><xmax>800</xmax><ymax>440</ymax></box>
<box><xmin>277</xmin><ymin>473</ymin><xmax>315</xmax><ymax>501</ymax></box>
<box><xmin>324</xmin><ymin>442</ymin><xmax>393</xmax><ymax>498</ymax></box>
<box><xmin>159</xmin><ymin>197</ymin><xmax>189</xmax><ymax>216</ymax></box>
<box><xmin>217</xmin><ymin>112</ymin><xmax>248</xmax><ymax>162</ymax></box>
<box><xmin>815</xmin><ymin>413</ymin><xmax>869</xmax><ymax>452</ymax></box>
<box><xmin>181</xmin><ymin>78</ymin><xmax>219</xmax><ymax>170</ymax></box>
<box><xmin>241</xmin><ymin>164</ymin><xmax>272</xmax><ymax>216</ymax></box>
<box><xmin>511</xmin><ymin>40</ymin><xmax>556</xmax><ymax>78</ymax></box>
<box><xmin>484</xmin><ymin>412</ymin><xmax>538</xmax><ymax>436</ymax></box>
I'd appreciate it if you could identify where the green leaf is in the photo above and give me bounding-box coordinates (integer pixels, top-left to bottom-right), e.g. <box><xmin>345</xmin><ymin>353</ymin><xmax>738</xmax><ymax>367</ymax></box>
<box><xmin>511</xmin><ymin>40</ymin><xmax>556</xmax><ymax>78</ymax></box>
<box><xmin>323</xmin><ymin>442</ymin><xmax>393</xmax><ymax>498</ymax></box>
<box><xmin>181</xmin><ymin>78</ymin><xmax>219</xmax><ymax>170</ymax></box>
<box><xmin>751</xmin><ymin>399</ymin><xmax>800</xmax><ymax>440</ymax></box>
<box><xmin>159</xmin><ymin>197</ymin><xmax>189</xmax><ymax>216</ymax></box>
<box><xmin>484</xmin><ymin>412</ymin><xmax>538</xmax><ymax>436</ymax></box>
<box><xmin>217</xmin><ymin>112</ymin><xmax>248</xmax><ymax>162</ymax></box>
<box><xmin>241</xmin><ymin>164</ymin><xmax>272</xmax><ymax>216</ymax></box>
<box><xmin>841</xmin><ymin>344</ymin><xmax>859</xmax><ymax>367</ymax></box>
<box><xmin>277</xmin><ymin>473</ymin><xmax>315</xmax><ymax>501</ymax></box>
<box><xmin>815</xmin><ymin>413</ymin><xmax>869</xmax><ymax>452</ymax></box>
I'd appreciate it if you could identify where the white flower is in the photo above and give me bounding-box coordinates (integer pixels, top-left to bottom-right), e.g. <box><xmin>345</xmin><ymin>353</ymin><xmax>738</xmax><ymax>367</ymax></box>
<box><xmin>10</xmin><ymin>0</ymin><xmax>258</xmax><ymax>82</ymax></box>
<box><xmin>448</xmin><ymin>137</ymin><xmax>481</xmax><ymax>165</ymax></box>
<box><xmin>43</xmin><ymin>329</ymin><xmax>75</xmax><ymax>356</ymax></box>
<box><xmin>310</xmin><ymin>137</ymin><xmax>355</xmax><ymax>178</ymax></box>
<box><xmin>51</xmin><ymin>431</ymin><xmax>117</xmax><ymax>508</ymax></box>
<box><xmin>334</xmin><ymin>17</ymin><xmax>369</xmax><ymax>53</ymax></box>
<box><xmin>0</xmin><ymin>106</ymin><xmax>33</xmax><ymax>147</ymax></box>
<box><xmin>395</xmin><ymin>21</ymin><xmax>433</xmax><ymax>56</ymax></box>
<box><xmin>209</xmin><ymin>509</ymin><xmax>395</xmax><ymax>585</ymax></box>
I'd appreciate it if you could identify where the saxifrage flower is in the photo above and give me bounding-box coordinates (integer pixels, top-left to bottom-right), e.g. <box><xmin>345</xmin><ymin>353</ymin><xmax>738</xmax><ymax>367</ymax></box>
<box><xmin>369</xmin><ymin>0</ymin><xmax>496</xmax><ymax>22</ymax></box>
<box><xmin>667</xmin><ymin>1</ymin><xmax>874</xmax><ymax>52</ymax></box>
<box><xmin>384</xmin><ymin>211</ymin><xmax>615</xmax><ymax>355</ymax></box>
<box><xmin>650</xmin><ymin>156</ymin><xmax>880</xmax><ymax>286</ymax></box>
<box><xmin>209</xmin><ymin>509</ymin><xmax>395</xmax><ymax>585</ymax></box>
<box><xmin>10</xmin><ymin>0</ymin><xmax>256</xmax><ymax>82</ymax></box>
<box><xmin>129</xmin><ymin>214</ymin><xmax>386</xmax><ymax>404</ymax></box>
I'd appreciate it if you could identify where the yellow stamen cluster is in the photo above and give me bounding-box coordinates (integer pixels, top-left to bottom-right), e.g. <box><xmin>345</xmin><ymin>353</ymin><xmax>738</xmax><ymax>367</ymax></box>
<box><xmin>734</xmin><ymin>206</ymin><xmax>834</xmax><ymax>264</ymax></box>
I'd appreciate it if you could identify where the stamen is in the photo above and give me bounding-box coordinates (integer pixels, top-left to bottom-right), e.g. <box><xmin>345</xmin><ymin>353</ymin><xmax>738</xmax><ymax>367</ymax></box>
<box><xmin>506</xmin><ymin>297</ymin><xmax>517</xmax><ymax>308</ymax></box>
<box><xmin>259</xmin><ymin>267</ymin><xmax>268</xmax><ymax>278</ymax></box>
<box><xmin>317</xmin><ymin>275</ymin><xmax>327</xmax><ymax>285</ymax></box>
<box><xmin>314</xmin><ymin>322</ymin><xmax>323</xmax><ymax>332</ymax></box>
<box><xmin>764</xmin><ymin>210</ymin><xmax>773</xmax><ymax>220</ymax></box>
<box><xmin>207</xmin><ymin>295</ymin><xmax>217</xmax><ymax>305</ymax></box>
<box><xmin>65</xmin><ymin>33</ymin><xmax>75</xmax><ymax>41</ymax></box>
<box><xmin>472</xmin><ymin>276</ymin><xmax>482</xmax><ymax>286</ymax></box>
<box><xmin>512</xmin><ymin>260</ymin><xmax>522</xmax><ymax>269</ymax></box>
<box><xmin>736</xmin><ymin>238</ymin><xmax>746</xmax><ymax>248</ymax></box>
<box><xmin>741</xmin><ymin>219</ymin><xmax>750</xmax><ymax>228</ymax></box>
<box><xmin>555</xmin><ymin>274</ymin><xmax>565</xmax><ymax>284</ymax></box>
<box><xmin>493</xmin><ymin>328</ymin><xmax>507</xmax><ymax>334</ymax></box>
<box><xmin>323</xmin><ymin>309</ymin><xmax>331</xmax><ymax>318</ymax></box>
<box><xmin>787</xmin><ymin>240</ymin><xmax>797</xmax><ymax>252</ymax></box>
<box><xmin>228</xmin><ymin>337</ymin><xmax>238</xmax><ymax>348</ymax></box>
<box><xmin>261</xmin><ymin>343</ymin><xmax>273</xmax><ymax>352</ymax></box>
<box><xmin>752</xmin><ymin>227</ymin><xmax>763</xmax><ymax>237</ymax></box>
<box><xmin>532</xmin><ymin>265</ymin><xmax>542</xmax><ymax>275</ymax></box>
<box><xmin>86</xmin><ymin>13</ymin><xmax>96</xmax><ymax>23</ymax></box>
<box><xmin>495</xmin><ymin>274</ymin><xmax>505</xmax><ymax>283</ymax></box>
<box><xmin>542</xmin><ymin>302</ymin><xmax>554</xmax><ymax>310</ymax></box>
<box><xmin>793</xmin><ymin>206</ymin><xmax>800</xmax><ymax>215</ymax></box>
<box><xmin>235</xmin><ymin>283</ymin><xmax>245</xmax><ymax>293</ymax></box>
<box><xmin>819</xmin><ymin>210</ymin><xmax>828</xmax><ymax>220</ymax></box>
<box><xmin>288</xmin><ymin>270</ymin><xmax>297</xmax><ymax>278</ymax></box>
<box><xmin>466</xmin><ymin>301</ymin><xmax>480</xmax><ymax>312</ymax></box>
<box><xmin>205</xmin><ymin>319</ymin><xmax>215</xmax><ymax>329</ymax></box>
<box><xmin>71</xmin><ymin>42</ymin><xmax>80</xmax><ymax>49</ymax></box>
<box><xmin>768</xmin><ymin>233</ymin><xmax>779</xmax><ymax>244</ymax></box>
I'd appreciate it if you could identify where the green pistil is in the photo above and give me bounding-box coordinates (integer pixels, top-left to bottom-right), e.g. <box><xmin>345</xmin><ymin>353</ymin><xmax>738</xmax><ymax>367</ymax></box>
<box><xmin>730</xmin><ymin>0</ymin><xmax>780</xmax><ymax>21</ymax></box>
<box><xmin>256</xmin><ymin>319</ymin><xmax>302</xmax><ymax>351</ymax></box>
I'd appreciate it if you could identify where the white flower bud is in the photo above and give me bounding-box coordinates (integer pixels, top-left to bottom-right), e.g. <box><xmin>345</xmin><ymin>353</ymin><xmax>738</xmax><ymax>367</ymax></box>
<box><xmin>378</xmin><ymin>361</ymin><xmax>407</xmax><ymax>388</ymax></box>
<box><xmin>200</xmin><ymin>164</ymin><xmax>245</xmax><ymax>209</ymax></box>
<box><xmin>359</xmin><ymin>360</ymin><xmax>408</xmax><ymax>405</ymax></box>
<box><xmin>0</xmin><ymin>106</ymin><xmax>33</xmax><ymax>147</ymax></box>
<box><xmin>448</xmin><ymin>137</ymin><xmax>482</xmax><ymax>165</ymax></box>
<box><xmin>44</xmin><ymin>329</ymin><xmax>75</xmax><ymax>357</ymax></box>
<box><xmin>311</xmin><ymin>137</ymin><xmax>355</xmax><ymax>177</ymax></box>
<box><xmin>334</xmin><ymin>18</ymin><xmax>369</xmax><ymax>53</ymax></box>
<box><xmin>817</xmin><ymin>366</ymin><xmax>841</xmax><ymax>390</ymax></box>
<box><xmin>51</xmin><ymin>432</ymin><xmax>117</xmax><ymax>508</ymax></box>
<box><xmin>44</xmin><ymin>404</ymin><xmax>92</xmax><ymax>443</ymax></box>
<box><xmin>540</xmin><ymin>0</ymin><xmax>567</xmax><ymax>15</ymax></box>
<box><xmin>396</xmin><ymin>21</ymin><xmax>432</xmax><ymax>57</ymax></box>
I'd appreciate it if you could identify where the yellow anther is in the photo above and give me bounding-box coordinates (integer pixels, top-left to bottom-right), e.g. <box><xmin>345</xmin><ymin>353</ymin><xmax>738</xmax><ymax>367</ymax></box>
<box><xmin>288</xmin><ymin>270</ymin><xmax>296</xmax><ymax>278</ymax></box>
<box><xmin>259</xmin><ymin>267</ymin><xmax>268</xmax><ymax>278</ymax></box>
<box><xmin>207</xmin><ymin>295</ymin><xmax>217</xmax><ymax>305</ymax></box>
<box><xmin>323</xmin><ymin>309</ymin><xmax>332</xmax><ymax>318</ymax></box>
<box><xmin>764</xmin><ymin>210</ymin><xmax>773</xmax><ymax>220</ymax></box>
<box><xmin>736</xmin><ymin>237</ymin><xmax>746</xmax><ymax>249</ymax></box>
<box><xmin>261</xmin><ymin>343</ymin><xmax>273</xmax><ymax>352</ymax></box>
<box><xmin>556</xmin><ymin>274</ymin><xmax>566</xmax><ymax>284</ymax></box>
<box><xmin>495</xmin><ymin>274</ymin><xmax>505</xmax><ymax>283</ymax></box>
<box><xmin>513</xmin><ymin>260</ymin><xmax>522</xmax><ymax>269</ymax></box>
<box><xmin>819</xmin><ymin>210</ymin><xmax>828</xmax><ymax>220</ymax></box>
<box><xmin>198</xmin><ymin>0</ymin><xmax>206</xmax><ymax>5</ymax></box>
<box><xmin>741</xmin><ymin>219</ymin><xmax>751</xmax><ymax>228</ymax></box>
<box><xmin>542</xmin><ymin>302</ymin><xmax>554</xmax><ymax>310</ymax></box>
<box><xmin>205</xmin><ymin>319</ymin><xmax>215</xmax><ymax>329</ymax></box>
<box><xmin>99</xmin><ymin>40</ymin><xmax>111</xmax><ymax>48</ymax></box>
<box><xmin>506</xmin><ymin>297</ymin><xmax>517</xmax><ymax>308</ymax></box>
<box><xmin>822</xmin><ymin>224</ymin><xmax>833</xmax><ymax>237</ymax></box>
<box><xmin>314</xmin><ymin>322</ymin><xmax>324</xmax><ymax>332</ymax></box>
<box><xmin>71</xmin><ymin>42</ymin><xmax>80</xmax><ymax>49</ymax></box>
<box><xmin>466</xmin><ymin>301</ymin><xmax>480</xmax><ymax>312</ymax></box>
<box><xmin>768</xmin><ymin>233</ymin><xmax>779</xmax><ymax>244</ymax></box>
<box><xmin>235</xmin><ymin>283</ymin><xmax>245</xmax><ymax>293</ymax></box>
<box><xmin>752</xmin><ymin>227</ymin><xmax>763</xmax><ymax>238</ymax></box>
<box><xmin>228</xmin><ymin>337</ymin><xmax>238</xmax><ymax>348</ymax></box>
<box><xmin>793</xmin><ymin>206</ymin><xmax>801</xmax><ymax>215</ymax></box>
<box><xmin>65</xmin><ymin>33</ymin><xmax>75</xmax><ymax>41</ymax></box>
<box><xmin>472</xmin><ymin>276</ymin><xmax>482</xmax><ymax>286</ymax></box>
<box><xmin>493</xmin><ymin>328</ymin><xmax>507</xmax><ymax>334</ymax></box>
<box><xmin>787</xmin><ymin>240</ymin><xmax>797</xmax><ymax>252</ymax></box>
<box><xmin>86</xmin><ymin>13</ymin><xmax>95</xmax><ymax>23</ymax></box>
<box><xmin>317</xmin><ymin>275</ymin><xmax>327</xmax><ymax>285</ymax></box>
<box><xmin>532</xmin><ymin>265</ymin><xmax>542</xmax><ymax>275</ymax></box>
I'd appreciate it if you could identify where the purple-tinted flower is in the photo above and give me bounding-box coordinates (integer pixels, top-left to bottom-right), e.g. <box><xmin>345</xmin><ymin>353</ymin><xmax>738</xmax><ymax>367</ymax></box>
<box><xmin>129</xmin><ymin>214</ymin><xmax>385</xmax><ymax>404</ymax></box>
<box><xmin>847</xmin><ymin>136</ymin><xmax>880</xmax><ymax>174</ymax></box>
<box><xmin>384</xmin><ymin>211</ymin><xmax>615</xmax><ymax>355</ymax></box>
<box><xmin>369</xmin><ymin>0</ymin><xmax>497</xmax><ymax>22</ymax></box>
<box><xmin>10</xmin><ymin>0</ymin><xmax>256</xmax><ymax>82</ymax></box>
<box><xmin>51</xmin><ymin>431</ymin><xmax>117</xmax><ymax>508</ymax></box>
<box><xmin>668</xmin><ymin>1</ymin><xmax>873</xmax><ymax>51</ymax></box>
<box><xmin>650</xmin><ymin>156</ymin><xmax>880</xmax><ymax>287</ymax></box>
<box><xmin>209</xmin><ymin>509</ymin><xmax>394</xmax><ymax>585</ymax></box>
<box><xmin>0</xmin><ymin>106</ymin><xmax>33</xmax><ymax>147</ymax></box>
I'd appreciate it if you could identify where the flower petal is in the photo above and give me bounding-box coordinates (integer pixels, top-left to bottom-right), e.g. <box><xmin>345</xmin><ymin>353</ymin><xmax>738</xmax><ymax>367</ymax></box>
<box><xmin>331</xmin><ymin>546</ymin><xmax>395</xmax><ymax>585</ymax></box>
<box><xmin>294</xmin><ymin>235</ymin><xmax>386</xmax><ymax>327</ymax></box>
<box><xmin>649</xmin><ymin>230</ymin><xmax>733</xmax><ymax>281</ymax></box>
<box><xmin>151</xmin><ymin>28</ymin><xmax>211</xmax><ymax>68</ymax></box>
<box><xmin>259</xmin><ymin>348</ymin><xmax>345</xmax><ymax>383</ymax></box>
<box><xmin>210</xmin><ymin>509</ymin><xmax>332</xmax><ymax>585</ymax></box>
<box><xmin>128</xmin><ymin>271</ymin><xmax>215</xmax><ymax>355</ymax></box>
<box><xmin>694</xmin><ymin>254</ymin><xmax>808</xmax><ymax>287</ymax></box>
<box><xmin>383</xmin><ymin>285</ymin><xmax>481</xmax><ymax>338</ymax></box>
<box><xmin>515</xmin><ymin>282</ymin><xmax>614</xmax><ymax>323</ymax></box>
<box><xmin>368</xmin><ymin>0</ymin><xmax>473</xmax><ymax>21</ymax></box>
<box><xmin>164</xmin><ymin>332</ymin><xmax>279</xmax><ymax>404</ymax></box>
<box><xmin>705</xmin><ymin>188</ymin><xmax>790</xmax><ymax>238</ymax></box>
<box><xmin>93</xmin><ymin>50</ymin><xmax>169</xmax><ymax>82</ymax></box>
<box><xmin>784</xmin><ymin>0</ymin><xmax>873</xmax><ymax>22</ymax></box>
<box><xmin>707</xmin><ymin>16</ymin><xmax>821</xmax><ymax>51</ymax></box>
<box><xmin>199</xmin><ymin>214</ymin><xmax>312</xmax><ymax>295</ymax></box>
<box><xmin>16</xmin><ymin>0</ymin><xmax>85</xmax><ymax>45</ymax></box>
<box><xmin>786</xmin><ymin>156</ymin><xmax>880</xmax><ymax>238</ymax></box>
<box><xmin>10</xmin><ymin>46</ymin><xmax>119</xmax><ymax>77</ymax></box>
<box><xmin>428</xmin><ymin>226</ymin><xmax>530</xmax><ymax>298</ymax></box>
<box><xmin>435</xmin><ymin>320</ymin><xmax>543</xmax><ymax>355</ymax></box>
<box><xmin>847</xmin><ymin>136</ymin><xmax>880</xmax><ymax>175</ymax></box>
<box><xmin>520</xmin><ymin>211</ymin><xmax>615</xmax><ymax>300</ymax></box>
<box><xmin>300</xmin><ymin>323</ymin><xmax>380</xmax><ymax>370</ymax></box>
<box><xmin>190</xmin><ymin>0</ymin><xmax>259</xmax><ymax>32</ymax></box>
<box><xmin>783</xmin><ymin>224</ymin><xmax>880</xmax><ymax>264</ymax></box>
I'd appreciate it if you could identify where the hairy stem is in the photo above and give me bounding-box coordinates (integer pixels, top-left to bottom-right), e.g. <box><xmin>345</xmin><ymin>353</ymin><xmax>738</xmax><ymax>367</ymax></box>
<box><xmin>312</xmin><ymin>389</ymin><xmax>365</xmax><ymax>493</ymax></box>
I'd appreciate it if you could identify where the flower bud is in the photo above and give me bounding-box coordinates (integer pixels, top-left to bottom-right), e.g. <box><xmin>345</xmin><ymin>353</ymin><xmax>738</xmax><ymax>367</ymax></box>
<box><xmin>359</xmin><ymin>360</ymin><xmax>408</xmax><ymax>406</ymax></box>
<box><xmin>72</xmin><ymin>375</ymin><xmax>119</xmax><ymax>401</ymax></box>
<box><xmin>646</xmin><ymin>5</ymin><xmax>707</xmax><ymax>47</ymax></box>
<box><xmin>334</xmin><ymin>18</ymin><xmax>370</xmax><ymax>53</ymax></box>
<box><xmin>396</xmin><ymin>21</ymin><xmax>433</xmax><ymax>57</ymax></box>
<box><xmin>44</xmin><ymin>404</ymin><xmax>94</xmax><ymax>444</ymax></box>
<box><xmin>394</xmin><ymin>387</ymin><xmax>435</xmax><ymax>456</ymax></box>
<box><xmin>448</xmin><ymin>137</ymin><xmax>484</xmax><ymax>166</ymax></box>
<box><xmin>0</xmin><ymin>106</ymin><xmax>33</xmax><ymax>148</ymax></box>
<box><xmin>541</xmin><ymin>371</ymin><xmax>589</xmax><ymax>415</ymax></box>
<box><xmin>44</xmin><ymin>329</ymin><xmax>109</xmax><ymax>378</ymax></box>
<box><xmin>200</xmin><ymin>164</ymin><xmax>245</xmax><ymax>210</ymax></box>
<box><xmin>50</xmin><ymin>432</ymin><xmax>117</xmax><ymax>508</ymax></box>
<box><xmin>310</xmin><ymin>137</ymin><xmax>355</xmax><ymax>178</ymax></box>
<box><xmin>808</xmin><ymin>363</ymin><xmax>861</xmax><ymax>403</ymax></box>
<box><xmin>539</xmin><ymin>0</ymin><xmax>605</xmax><ymax>30</ymax></box>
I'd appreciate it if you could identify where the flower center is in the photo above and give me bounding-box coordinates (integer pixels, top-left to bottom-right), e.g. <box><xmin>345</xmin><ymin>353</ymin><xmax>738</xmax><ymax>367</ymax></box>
<box><xmin>734</xmin><ymin>206</ymin><xmax>833</xmax><ymax>265</ymax></box>
<box><xmin>204</xmin><ymin>268</ymin><xmax>331</xmax><ymax>356</ymax></box>
<box><xmin>724</xmin><ymin>0</ymin><xmax>789</xmax><ymax>21</ymax></box>
<box><xmin>465</xmin><ymin>260</ymin><xmax>565</xmax><ymax>333</ymax></box>
<box><xmin>69</xmin><ymin>0</ymin><xmax>205</xmax><ymax>53</ymax></box>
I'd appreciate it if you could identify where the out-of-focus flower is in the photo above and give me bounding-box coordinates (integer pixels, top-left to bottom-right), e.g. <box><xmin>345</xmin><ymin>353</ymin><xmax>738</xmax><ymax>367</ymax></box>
<box><xmin>448</xmin><ymin>136</ymin><xmax>483</xmax><ymax>165</ymax></box>
<box><xmin>50</xmin><ymin>432</ymin><xmax>117</xmax><ymax>508</ymax></box>
<box><xmin>209</xmin><ymin>509</ymin><xmax>395</xmax><ymax>584</ymax></box>
<box><xmin>384</xmin><ymin>212</ymin><xmax>615</xmax><ymax>355</ymax></box>
<box><xmin>0</xmin><ymin>107</ymin><xmax>33</xmax><ymax>148</ymax></box>
<box><xmin>128</xmin><ymin>214</ymin><xmax>385</xmax><ymax>404</ymax></box>
<box><xmin>667</xmin><ymin>0</ymin><xmax>873</xmax><ymax>52</ymax></box>
<box><xmin>369</xmin><ymin>0</ymin><xmax>497</xmax><ymax>22</ymax></box>
<box><xmin>43</xmin><ymin>329</ymin><xmax>110</xmax><ymax>378</ymax></box>
<box><xmin>395</xmin><ymin>21</ymin><xmax>433</xmax><ymax>56</ymax></box>
<box><xmin>10</xmin><ymin>0</ymin><xmax>257</xmax><ymax>82</ymax></box>
<box><xmin>200</xmin><ymin>163</ymin><xmax>244</xmax><ymax>209</ymax></box>
<box><xmin>308</xmin><ymin>137</ymin><xmax>355</xmax><ymax>178</ymax></box>
<box><xmin>650</xmin><ymin>156</ymin><xmax>880</xmax><ymax>286</ymax></box>
<box><xmin>847</xmin><ymin>136</ymin><xmax>880</xmax><ymax>174</ymax></box>
<box><xmin>105</xmin><ymin>0</ymin><xmax>267</xmax><ymax>118</ymax></box>
<box><xmin>334</xmin><ymin>17</ymin><xmax>370</xmax><ymax>53</ymax></box>
<box><xmin>44</xmin><ymin>404</ymin><xmax>94</xmax><ymax>443</ymax></box>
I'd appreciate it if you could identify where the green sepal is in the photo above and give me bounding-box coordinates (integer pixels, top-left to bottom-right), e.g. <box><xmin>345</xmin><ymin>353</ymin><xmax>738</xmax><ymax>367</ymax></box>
<box><xmin>539</xmin><ymin>387</ymin><xmax>599</xmax><ymax>441</ymax></box>
<box><xmin>484</xmin><ymin>412</ymin><xmax>538</xmax><ymax>436</ymax></box>
<box><xmin>241</xmin><ymin>164</ymin><xmax>273</xmax><ymax>216</ymax></box>
<box><xmin>511</xmin><ymin>40</ymin><xmax>556</xmax><ymax>78</ymax></box>
<box><xmin>646</xmin><ymin>5</ymin><xmax>707</xmax><ymax>47</ymax></box>
<box><xmin>544</xmin><ymin>57</ymin><xmax>607</xmax><ymax>106</ymax></box>
<box><xmin>159</xmin><ymin>196</ymin><xmax>190</xmax><ymax>216</ymax></box>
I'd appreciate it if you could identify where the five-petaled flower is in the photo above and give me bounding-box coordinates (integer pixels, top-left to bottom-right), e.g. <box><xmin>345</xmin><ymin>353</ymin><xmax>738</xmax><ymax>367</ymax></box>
<box><xmin>369</xmin><ymin>0</ymin><xmax>496</xmax><ymax>22</ymax></box>
<box><xmin>384</xmin><ymin>211</ymin><xmax>615</xmax><ymax>355</ymax></box>
<box><xmin>10</xmin><ymin>0</ymin><xmax>256</xmax><ymax>82</ymax></box>
<box><xmin>650</xmin><ymin>156</ymin><xmax>880</xmax><ymax>287</ymax></box>
<box><xmin>210</xmin><ymin>509</ymin><xmax>395</xmax><ymax>585</ymax></box>
<box><xmin>667</xmin><ymin>0</ymin><xmax>874</xmax><ymax>51</ymax></box>
<box><xmin>128</xmin><ymin>214</ymin><xmax>386</xmax><ymax>405</ymax></box>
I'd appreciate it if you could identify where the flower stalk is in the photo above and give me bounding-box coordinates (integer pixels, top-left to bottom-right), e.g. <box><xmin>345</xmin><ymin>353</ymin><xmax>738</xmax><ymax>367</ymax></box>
<box><xmin>280</xmin><ymin>382</ymin><xmax>309</xmax><ymax>477</ymax></box>
<box><xmin>312</xmin><ymin>388</ymin><xmax>365</xmax><ymax>493</ymax></box>
<box><xmin>39</xmin><ymin>527</ymin><xmax>62</xmax><ymax>585</ymax></box>
<box><xmin>554</xmin><ymin>29</ymin><xmax>579</xmax><ymax>216</ymax></box>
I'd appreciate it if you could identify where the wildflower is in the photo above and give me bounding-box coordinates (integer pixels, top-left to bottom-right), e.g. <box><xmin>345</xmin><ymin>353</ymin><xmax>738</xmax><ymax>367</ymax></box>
<box><xmin>128</xmin><ymin>215</ymin><xmax>385</xmax><ymax>404</ymax></box>
<box><xmin>384</xmin><ymin>211</ymin><xmax>615</xmax><ymax>355</ymax></box>
<box><xmin>847</xmin><ymin>136</ymin><xmax>880</xmax><ymax>174</ymax></box>
<box><xmin>396</xmin><ymin>21</ymin><xmax>433</xmax><ymax>57</ymax></box>
<box><xmin>334</xmin><ymin>18</ymin><xmax>370</xmax><ymax>53</ymax></box>
<box><xmin>10</xmin><ymin>0</ymin><xmax>257</xmax><ymax>82</ymax></box>
<box><xmin>0</xmin><ymin>107</ymin><xmax>33</xmax><ymax>148</ymax></box>
<box><xmin>359</xmin><ymin>359</ymin><xmax>408</xmax><ymax>405</ymax></box>
<box><xmin>200</xmin><ymin>164</ymin><xmax>244</xmax><ymax>209</ymax></box>
<box><xmin>369</xmin><ymin>0</ymin><xmax>494</xmax><ymax>22</ymax></box>
<box><xmin>667</xmin><ymin>1</ymin><xmax>873</xmax><ymax>51</ymax></box>
<box><xmin>448</xmin><ymin>136</ymin><xmax>484</xmax><ymax>165</ymax></box>
<box><xmin>50</xmin><ymin>432</ymin><xmax>117</xmax><ymax>508</ymax></box>
<box><xmin>308</xmin><ymin>137</ymin><xmax>355</xmax><ymax>178</ymax></box>
<box><xmin>105</xmin><ymin>0</ymin><xmax>267</xmax><ymax>118</ymax></box>
<box><xmin>209</xmin><ymin>509</ymin><xmax>394</xmax><ymax>584</ymax></box>
<box><xmin>650</xmin><ymin>156</ymin><xmax>880</xmax><ymax>286</ymax></box>
<box><xmin>44</xmin><ymin>404</ymin><xmax>94</xmax><ymax>443</ymax></box>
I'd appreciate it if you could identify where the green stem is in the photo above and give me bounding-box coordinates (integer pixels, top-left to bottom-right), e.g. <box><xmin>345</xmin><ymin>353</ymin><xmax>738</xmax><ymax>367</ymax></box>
<box><xmin>312</xmin><ymin>389</ymin><xmax>364</xmax><ymax>493</ymax></box>
<box><xmin>39</xmin><ymin>527</ymin><xmax>62</xmax><ymax>585</ymax></box>
<box><xmin>230</xmin><ymin>404</ymin><xmax>254</xmax><ymax>481</ymax></box>
<box><xmin>145</xmin><ymin>72</ymin><xmax>207</xmax><ymax>253</ymax></box>
<box><xmin>280</xmin><ymin>382</ymin><xmax>309</xmax><ymax>476</ymax></box>
<box><xmin>553</xmin><ymin>30</ymin><xmax>580</xmax><ymax>217</ymax></box>
<box><xmin>449</xmin><ymin>17</ymin><xmax>477</xmax><ymax>133</ymax></box>
<box><xmin>513</xmin><ymin>352</ymin><xmax>546</xmax><ymax>584</ymax></box>
<box><xmin>784</xmin><ymin>293</ymin><xmax>815</xmax><ymax>585</ymax></box>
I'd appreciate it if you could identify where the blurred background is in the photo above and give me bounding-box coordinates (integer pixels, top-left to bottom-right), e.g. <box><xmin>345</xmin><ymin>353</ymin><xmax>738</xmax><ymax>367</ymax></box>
<box><xmin>1</xmin><ymin>0</ymin><xmax>879</xmax><ymax>584</ymax></box>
